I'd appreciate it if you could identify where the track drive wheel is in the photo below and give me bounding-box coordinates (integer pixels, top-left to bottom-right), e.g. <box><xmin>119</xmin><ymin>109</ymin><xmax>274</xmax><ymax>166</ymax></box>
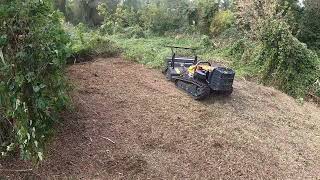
<box><xmin>193</xmin><ymin>83</ymin><xmax>211</xmax><ymax>100</ymax></box>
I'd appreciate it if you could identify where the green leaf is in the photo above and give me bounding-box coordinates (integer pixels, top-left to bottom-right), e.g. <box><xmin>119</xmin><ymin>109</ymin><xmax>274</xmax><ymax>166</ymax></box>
<box><xmin>36</xmin><ymin>98</ymin><xmax>46</xmax><ymax>110</ymax></box>
<box><xmin>0</xmin><ymin>47</ymin><xmax>6</xmax><ymax>65</ymax></box>
<box><xmin>39</xmin><ymin>84</ymin><xmax>46</xmax><ymax>89</ymax></box>
<box><xmin>33</xmin><ymin>86</ymin><xmax>41</xmax><ymax>93</ymax></box>
<box><xmin>26</xmin><ymin>72</ymin><xmax>35</xmax><ymax>82</ymax></box>
<box><xmin>15</xmin><ymin>74</ymin><xmax>25</xmax><ymax>87</ymax></box>
<box><xmin>0</xmin><ymin>35</ymin><xmax>7</xmax><ymax>46</ymax></box>
<box><xmin>37</xmin><ymin>152</ymin><xmax>43</xmax><ymax>161</ymax></box>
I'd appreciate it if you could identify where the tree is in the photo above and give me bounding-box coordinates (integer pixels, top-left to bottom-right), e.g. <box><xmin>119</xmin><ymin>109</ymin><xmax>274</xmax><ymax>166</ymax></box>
<box><xmin>196</xmin><ymin>0</ymin><xmax>219</xmax><ymax>34</ymax></box>
<box><xmin>210</xmin><ymin>10</ymin><xmax>235</xmax><ymax>36</ymax></box>
<box><xmin>58</xmin><ymin>0</ymin><xmax>120</xmax><ymax>25</ymax></box>
<box><xmin>298</xmin><ymin>0</ymin><xmax>320</xmax><ymax>51</ymax></box>
<box><xmin>234</xmin><ymin>0</ymin><xmax>302</xmax><ymax>37</ymax></box>
<box><xmin>278</xmin><ymin>0</ymin><xmax>303</xmax><ymax>35</ymax></box>
<box><xmin>54</xmin><ymin>0</ymin><xmax>67</xmax><ymax>14</ymax></box>
<box><xmin>140</xmin><ymin>3</ymin><xmax>175</xmax><ymax>34</ymax></box>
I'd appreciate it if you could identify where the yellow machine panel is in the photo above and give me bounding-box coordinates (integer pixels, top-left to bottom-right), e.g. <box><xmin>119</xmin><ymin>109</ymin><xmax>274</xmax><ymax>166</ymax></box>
<box><xmin>187</xmin><ymin>65</ymin><xmax>214</xmax><ymax>75</ymax></box>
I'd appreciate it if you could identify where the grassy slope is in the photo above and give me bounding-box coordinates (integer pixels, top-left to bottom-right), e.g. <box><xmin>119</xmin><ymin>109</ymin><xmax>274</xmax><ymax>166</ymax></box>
<box><xmin>109</xmin><ymin>35</ymin><xmax>260</xmax><ymax>79</ymax></box>
<box><xmin>109</xmin><ymin>35</ymin><xmax>228</xmax><ymax>69</ymax></box>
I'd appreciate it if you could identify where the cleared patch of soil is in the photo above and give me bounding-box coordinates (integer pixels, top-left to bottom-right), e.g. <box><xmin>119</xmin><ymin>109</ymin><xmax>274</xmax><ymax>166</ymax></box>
<box><xmin>1</xmin><ymin>57</ymin><xmax>320</xmax><ymax>179</ymax></box>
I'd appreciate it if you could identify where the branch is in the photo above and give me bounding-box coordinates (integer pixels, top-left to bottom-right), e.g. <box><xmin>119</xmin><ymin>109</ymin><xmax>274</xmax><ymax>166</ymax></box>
<box><xmin>100</xmin><ymin>136</ymin><xmax>116</xmax><ymax>144</ymax></box>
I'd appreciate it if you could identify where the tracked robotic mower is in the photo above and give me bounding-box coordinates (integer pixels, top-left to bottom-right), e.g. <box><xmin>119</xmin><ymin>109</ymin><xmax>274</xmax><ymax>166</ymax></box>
<box><xmin>163</xmin><ymin>46</ymin><xmax>235</xmax><ymax>100</ymax></box>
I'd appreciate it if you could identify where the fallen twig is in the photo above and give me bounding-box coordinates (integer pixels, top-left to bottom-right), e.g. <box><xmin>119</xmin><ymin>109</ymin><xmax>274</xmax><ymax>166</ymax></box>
<box><xmin>100</xmin><ymin>136</ymin><xmax>116</xmax><ymax>144</ymax></box>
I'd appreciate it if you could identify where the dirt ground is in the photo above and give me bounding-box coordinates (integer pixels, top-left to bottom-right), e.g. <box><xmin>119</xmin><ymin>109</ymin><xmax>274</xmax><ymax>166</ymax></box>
<box><xmin>1</xmin><ymin>57</ymin><xmax>320</xmax><ymax>179</ymax></box>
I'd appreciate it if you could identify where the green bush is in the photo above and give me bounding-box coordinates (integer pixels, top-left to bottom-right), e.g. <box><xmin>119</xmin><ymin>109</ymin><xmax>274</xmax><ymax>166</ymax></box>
<box><xmin>227</xmin><ymin>18</ymin><xmax>320</xmax><ymax>98</ymax></box>
<box><xmin>224</xmin><ymin>38</ymin><xmax>263</xmax><ymax>78</ymax></box>
<box><xmin>140</xmin><ymin>3</ymin><xmax>182</xmax><ymax>35</ymax></box>
<box><xmin>210</xmin><ymin>10</ymin><xmax>235</xmax><ymax>37</ymax></box>
<box><xmin>227</xmin><ymin>39</ymin><xmax>247</xmax><ymax>60</ymax></box>
<box><xmin>111</xmin><ymin>35</ymin><xmax>206</xmax><ymax>68</ymax></box>
<box><xmin>257</xmin><ymin>19</ymin><xmax>320</xmax><ymax>98</ymax></box>
<box><xmin>123</xmin><ymin>25</ymin><xmax>146</xmax><ymax>38</ymax></box>
<box><xmin>200</xmin><ymin>35</ymin><xmax>214</xmax><ymax>49</ymax></box>
<box><xmin>67</xmin><ymin>24</ymin><xmax>121</xmax><ymax>63</ymax></box>
<box><xmin>0</xmin><ymin>0</ymin><xmax>70</xmax><ymax>161</ymax></box>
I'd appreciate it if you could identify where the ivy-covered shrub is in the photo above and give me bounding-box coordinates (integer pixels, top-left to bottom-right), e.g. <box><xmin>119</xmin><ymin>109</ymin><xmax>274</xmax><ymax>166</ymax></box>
<box><xmin>257</xmin><ymin>19</ymin><xmax>320</xmax><ymax>98</ymax></box>
<box><xmin>231</xmin><ymin>0</ymin><xmax>320</xmax><ymax>98</ymax></box>
<box><xmin>228</xmin><ymin>18</ymin><xmax>320</xmax><ymax>98</ymax></box>
<box><xmin>0</xmin><ymin>0</ymin><xmax>70</xmax><ymax>161</ymax></box>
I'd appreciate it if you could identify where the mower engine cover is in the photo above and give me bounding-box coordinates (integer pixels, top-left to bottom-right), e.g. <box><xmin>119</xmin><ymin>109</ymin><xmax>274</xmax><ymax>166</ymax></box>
<box><xmin>208</xmin><ymin>67</ymin><xmax>235</xmax><ymax>91</ymax></box>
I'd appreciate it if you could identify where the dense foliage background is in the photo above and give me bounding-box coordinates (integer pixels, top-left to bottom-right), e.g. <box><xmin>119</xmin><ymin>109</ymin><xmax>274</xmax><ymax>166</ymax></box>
<box><xmin>0</xmin><ymin>0</ymin><xmax>319</xmax><ymax>161</ymax></box>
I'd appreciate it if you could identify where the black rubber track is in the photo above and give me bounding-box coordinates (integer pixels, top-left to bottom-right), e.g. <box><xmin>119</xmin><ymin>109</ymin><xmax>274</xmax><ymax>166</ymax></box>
<box><xmin>175</xmin><ymin>79</ymin><xmax>211</xmax><ymax>100</ymax></box>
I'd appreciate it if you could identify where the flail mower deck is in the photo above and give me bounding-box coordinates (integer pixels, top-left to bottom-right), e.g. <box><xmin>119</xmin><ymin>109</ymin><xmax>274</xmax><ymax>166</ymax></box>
<box><xmin>163</xmin><ymin>46</ymin><xmax>235</xmax><ymax>100</ymax></box>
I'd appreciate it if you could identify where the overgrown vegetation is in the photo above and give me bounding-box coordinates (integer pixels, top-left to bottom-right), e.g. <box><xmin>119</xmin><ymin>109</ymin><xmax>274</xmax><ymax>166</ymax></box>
<box><xmin>109</xmin><ymin>35</ymin><xmax>216</xmax><ymax>68</ymax></box>
<box><xmin>66</xmin><ymin>23</ymin><xmax>120</xmax><ymax>63</ymax></box>
<box><xmin>0</xmin><ymin>0</ymin><xmax>70</xmax><ymax>161</ymax></box>
<box><xmin>229</xmin><ymin>0</ymin><xmax>320</xmax><ymax>98</ymax></box>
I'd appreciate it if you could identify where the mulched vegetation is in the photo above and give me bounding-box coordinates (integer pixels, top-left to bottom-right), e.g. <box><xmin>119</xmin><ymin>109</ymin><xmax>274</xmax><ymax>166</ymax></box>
<box><xmin>1</xmin><ymin>57</ymin><xmax>320</xmax><ymax>179</ymax></box>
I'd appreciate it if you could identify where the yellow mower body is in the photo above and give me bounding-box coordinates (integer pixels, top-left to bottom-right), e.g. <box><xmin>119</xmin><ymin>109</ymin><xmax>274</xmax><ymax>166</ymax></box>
<box><xmin>187</xmin><ymin>65</ymin><xmax>214</xmax><ymax>75</ymax></box>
